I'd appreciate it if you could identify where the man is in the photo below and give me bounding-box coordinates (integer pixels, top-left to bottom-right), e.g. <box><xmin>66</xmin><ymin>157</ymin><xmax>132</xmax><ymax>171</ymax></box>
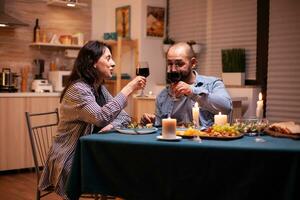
<box><xmin>141</xmin><ymin>42</ymin><xmax>232</xmax><ymax>129</ymax></box>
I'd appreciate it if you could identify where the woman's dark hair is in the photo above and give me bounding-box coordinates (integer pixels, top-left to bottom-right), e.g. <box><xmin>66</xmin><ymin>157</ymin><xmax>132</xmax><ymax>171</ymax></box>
<box><xmin>60</xmin><ymin>40</ymin><xmax>110</xmax><ymax>102</ymax></box>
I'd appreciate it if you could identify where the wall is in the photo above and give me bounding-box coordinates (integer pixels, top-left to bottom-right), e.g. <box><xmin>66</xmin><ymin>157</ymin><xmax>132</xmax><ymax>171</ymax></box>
<box><xmin>227</xmin><ymin>86</ymin><xmax>261</xmax><ymax>118</ymax></box>
<box><xmin>169</xmin><ymin>0</ymin><xmax>257</xmax><ymax>80</ymax></box>
<box><xmin>92</xmin><ymin>0</ymin><xmax>166</xmax><ymax>95</ymax></box>
<box><xmin>0</xmin><ymin>0</ymin><xmax>91</xmax><ymax>90</ymax></box>
<box><xmin>267</xmin><ymin>0</ymin><xmax>300</xmax><ymax>123</ymax></box>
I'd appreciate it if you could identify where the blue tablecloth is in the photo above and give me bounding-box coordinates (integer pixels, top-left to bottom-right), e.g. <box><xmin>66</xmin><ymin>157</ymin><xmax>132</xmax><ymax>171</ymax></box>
<box><xmin>66</xmin><ymin>131</ymin><xmax>300</xmax><ymax>200</ymax></box>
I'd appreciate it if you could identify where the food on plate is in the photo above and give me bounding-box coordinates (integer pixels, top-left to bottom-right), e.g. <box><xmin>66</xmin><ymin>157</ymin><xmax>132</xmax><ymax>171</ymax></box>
<box><xmin>176</xmin><ymin>127</ymin><xmax>207</xmax><ymax>137</ymax></box>
<box><xmin>234</xmin><ymin>119</ymin><xmax>268</xmax><ymax>133</ymax></box>
<box><xmin>206</xmin><ymin>124</ymin><xmax>241</xmax><ymax>137</ymax></box>
<box><xmin>146</xmin><ymin>123</ymin><xmax>153</xmax><ymax>128</ymax></box>
<box><xmin>127</xmin><ymin>122</ymin><xmax>139</xmax><ymax>129</ymax></box>
<box><xmin>269</xmin><ymin>121</ymin><xmax>300</xmax><ymax>134</ymax></box>
<box><xmin>176</xmin><ymin>124</ymin><xmax>241</xmax><ymax>138</ymax></box>
<box><xmin>127</xmin><ymin>122</ymin><xmax>154</xmax><ymax>129</ymax></box>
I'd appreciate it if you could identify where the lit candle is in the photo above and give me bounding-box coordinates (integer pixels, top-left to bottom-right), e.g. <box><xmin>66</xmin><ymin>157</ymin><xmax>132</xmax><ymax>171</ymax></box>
<box><xmin>162</xmin><ymin>117</ymin><xmax>177</xmax><ymax>139</ymax></box>
<box><xmin>214</xmin><ymin>112</ymin><xmax>228</xmax><ymax>125</ymax></box>
<box><xmin>256</xmin><ymin>92</ymin><xmax>264</xmax><ymax>120</ymax></box>
<box><xmin>192</xmin><ymin>102</ymin><xmax>200</xmax><ymax>128</ymax></box>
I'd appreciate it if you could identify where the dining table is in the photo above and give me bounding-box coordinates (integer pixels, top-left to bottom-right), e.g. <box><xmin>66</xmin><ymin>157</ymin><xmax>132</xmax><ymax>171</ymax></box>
<box><xmin>65</xmin><ymin>129</ymin><xmax>300</xmax><ymax>200</ymax></box>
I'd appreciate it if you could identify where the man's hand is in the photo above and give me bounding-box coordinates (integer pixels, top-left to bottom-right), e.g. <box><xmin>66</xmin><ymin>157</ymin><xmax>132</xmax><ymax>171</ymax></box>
<box><xmin>172</xmin><ymin>81</ymin><xmax>192</xmax><ymax>97</ymax></box>
<box><xmin>140</xmin><ymin>113</ymin><xmax>155</xmax><ymax>125</ymax></box>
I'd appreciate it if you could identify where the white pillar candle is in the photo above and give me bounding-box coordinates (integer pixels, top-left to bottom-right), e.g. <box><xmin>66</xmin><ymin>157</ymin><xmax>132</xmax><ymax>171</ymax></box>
<box><xmin>214</xmin><ymin>112</ymin><xmax>228</xmax><ymax>126</ymax></box>
<box><xmin>192</xmin><ymin>102</ymin><xmax>200</xmax><ymax>128</ymax></box>
<box><xmin>162</xmin><ymin>117</ymin><xmax>177</xmax><ymax>139</ymax></box>
<box><xmin>256</xmin><ymin>92</ymin><xmax>264</xmax><ymax>120</ymax></box>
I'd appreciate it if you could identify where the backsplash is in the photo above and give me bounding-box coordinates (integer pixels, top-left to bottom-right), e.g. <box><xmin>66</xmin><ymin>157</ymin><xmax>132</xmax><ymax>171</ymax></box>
<box><xmin>0</xmin><ymin>0</ymin><xmax>91</xmax><ymax>91</ymax></box>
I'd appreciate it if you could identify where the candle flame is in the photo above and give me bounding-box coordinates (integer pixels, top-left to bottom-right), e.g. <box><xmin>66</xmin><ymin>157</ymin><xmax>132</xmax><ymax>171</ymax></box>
<box><xmin>194</xmin><ymin>102</ymin><xmax>199</xmax><ymax>108</ymax></box>
<box><xmin>219</xmin><ymin>112</ymin><xmax>221</xmax><ymax>115</ymax></box>
<box><xmin>259</xmin><ymin>92</ymin><xmax>263</xmax><ymax>101</ymax></box>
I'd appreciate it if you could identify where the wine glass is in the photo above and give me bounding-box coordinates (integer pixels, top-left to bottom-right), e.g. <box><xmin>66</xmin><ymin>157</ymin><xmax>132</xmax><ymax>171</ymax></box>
<box><xmin>136</xmin><ymin>61</ymin><xmax>150</xmax><ymax>97</ymax></box>
<box><xmin>255</xmin><ymin>118</ymin><xmax>268</xmax><ymax>143</ymax></box>
<box><xmin>167</xmin><ymin>71</ymin><xmax>182</xmax><ymax>101</ymax></box>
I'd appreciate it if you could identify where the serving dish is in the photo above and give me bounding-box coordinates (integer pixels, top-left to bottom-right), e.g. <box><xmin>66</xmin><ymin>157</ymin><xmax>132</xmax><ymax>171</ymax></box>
<box><xmin>156</xmin><ymin>135</ymin><xmax>182</xmax><ymax>141</ymax></box>
<box><xmin>176</xmin><ymin>127</ymin><xmax>243</xmax><ymax>140</ymax></box>
<box><xmin>116</xmin><ymin>127</ymin><xmax>158</xmax><ymax>135</ymax></box>
<box><xmin>234</xmin><ymin>118</ymin><xmax>269</xmax><ymax>136</ymax></box>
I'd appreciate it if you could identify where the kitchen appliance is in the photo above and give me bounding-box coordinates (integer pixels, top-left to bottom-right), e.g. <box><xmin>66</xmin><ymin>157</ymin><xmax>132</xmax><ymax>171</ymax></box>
<box><xmin>0</xmin><ymin>68</ymin><xmax>19</xmax><ymax>92</ymax></box>
<box><xmin>48</xmin><ymin>70</ymin><xmax>71</xmax><ymax>92</ymax></box>
<box><xmin>31</xmin><ymin>59</ymin><xmax>53</xmax><ymax>92</ymax></box>
<box><xmin>31</xmin><ymin>79</ymin><xmax>53</xmax><ymax>93</ymax></box>
<box><xmin>33</xmin><ymin>59</ymin><xmax>45</xmax><ymax>79</ymax></box>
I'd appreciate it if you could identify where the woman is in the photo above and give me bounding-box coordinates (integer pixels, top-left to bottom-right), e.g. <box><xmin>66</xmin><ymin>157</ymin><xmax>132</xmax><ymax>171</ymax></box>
<box><xmin>39</xmin><ymin>41</ymin><xmax>146</xmax><ymax>199</ymax></box>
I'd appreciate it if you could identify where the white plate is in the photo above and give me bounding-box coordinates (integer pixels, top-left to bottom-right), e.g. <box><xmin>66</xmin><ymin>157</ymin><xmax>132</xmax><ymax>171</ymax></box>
<box><xmin>116</xmin><ymin>127</ymin><xmax>158</xmax><ymax>134</ymax></box>
<box><xmin>156</xmin><ymin>135</ymin><xmax>182</xmax><ymax>141</ymax></box>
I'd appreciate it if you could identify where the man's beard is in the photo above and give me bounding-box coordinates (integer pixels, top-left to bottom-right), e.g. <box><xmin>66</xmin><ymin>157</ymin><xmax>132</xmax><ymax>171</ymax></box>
<box><xmin>180</xmin><ymin>69</ymin><xmax>192</xmax><ymax>82</ymax></box>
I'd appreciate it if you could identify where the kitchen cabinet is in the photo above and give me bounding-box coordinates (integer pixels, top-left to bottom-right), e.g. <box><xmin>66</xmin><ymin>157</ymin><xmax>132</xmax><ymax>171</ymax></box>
<box><xmin>133</xmin><ymin>96</ymin><xmax>156</xmax><ymax>123</ymax></box>
<box><xmin>0</xmin><ymin>93</ymin><xmax>60</xmax><ymax>171</ymax></box>
<box><xmin>104</xmin><ymin>79</ymin><xmax>131</xmax><ymax>97</ymax></box>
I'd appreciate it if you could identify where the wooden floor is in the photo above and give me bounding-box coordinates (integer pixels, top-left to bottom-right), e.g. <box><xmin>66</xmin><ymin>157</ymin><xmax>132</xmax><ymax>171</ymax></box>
<box><xmin>0</xmin><ymin>171</ymin><xmax>97</xmax><ymax>200</ymax></box>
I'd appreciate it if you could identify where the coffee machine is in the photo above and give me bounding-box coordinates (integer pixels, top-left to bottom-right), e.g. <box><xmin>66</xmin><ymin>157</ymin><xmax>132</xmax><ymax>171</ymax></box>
<box><xmin>31</xmin><ymin>59</ymin><xmax>53</xmax><ymax>92</ymax></box>
<box><xmin>0</xmin><ymin>68</ymin><xmax>19</xmax><ymax>92</ymax></box>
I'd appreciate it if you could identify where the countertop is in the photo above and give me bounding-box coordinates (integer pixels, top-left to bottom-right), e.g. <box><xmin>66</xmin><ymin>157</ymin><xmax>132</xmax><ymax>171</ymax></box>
<box><xmin>0</xmin><ymin>92</ymin><xmax>61</xmax><ymax>97</ymax></box>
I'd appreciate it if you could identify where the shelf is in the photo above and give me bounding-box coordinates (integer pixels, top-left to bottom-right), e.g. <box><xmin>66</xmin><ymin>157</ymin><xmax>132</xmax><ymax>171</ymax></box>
<box><xmin>47</xmin><ymin>0</ymin><xmax>88</xmax><ymax>8</ymax></box>
<box><xmin>30</xmin><ymin>42</ymin><xmax>82</xmax><ymax>49</ymax></box>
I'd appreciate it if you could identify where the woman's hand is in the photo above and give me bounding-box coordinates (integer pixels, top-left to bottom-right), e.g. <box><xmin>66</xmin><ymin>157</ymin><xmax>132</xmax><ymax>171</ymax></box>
<box><xmin>100</xmin><ymin>124</ymin><xmax>114</xmax><ymax>132</ymax></box>
<box><xmin>121</xmin><ymin>76</ymin><xmax>146</xmax><ymax>96</ymax></box>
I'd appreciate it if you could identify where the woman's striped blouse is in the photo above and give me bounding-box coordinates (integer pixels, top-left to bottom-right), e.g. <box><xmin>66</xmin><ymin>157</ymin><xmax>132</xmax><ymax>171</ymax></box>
<box><xmin>38</xmin><ymin>81</ymin><xmax>131</xmax><ymax>199</ymax></box>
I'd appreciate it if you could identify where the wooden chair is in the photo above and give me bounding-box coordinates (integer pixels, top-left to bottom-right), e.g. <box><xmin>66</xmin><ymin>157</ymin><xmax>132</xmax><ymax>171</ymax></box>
<box><xmin>25</xmin><ymin>109</ymin><xmax>111</xmax><ymax>200</ymax></box>
<box><xmin>25</xmin><ymin>109</ymin><xmax>59</xmax><ymax>200</ymax></box>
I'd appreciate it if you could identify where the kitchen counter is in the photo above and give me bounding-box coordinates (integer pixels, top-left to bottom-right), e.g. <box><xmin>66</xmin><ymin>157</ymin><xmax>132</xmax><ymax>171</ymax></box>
<box><xmin>0</xmin><ymin>92</ymin><xmax>61</xmax><ymax>97</ymax></box>
<box><xmin>0</xmin><ymin>92</ymin><xmax>61</xmax><ymax>171</ymax></box>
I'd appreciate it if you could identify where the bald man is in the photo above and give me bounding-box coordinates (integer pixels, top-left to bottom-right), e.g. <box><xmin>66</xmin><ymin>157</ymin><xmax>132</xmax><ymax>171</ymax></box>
<box><xmin>141</xmin><ymin>42</ymin><xmax>232</xmax><ymax>129</ymax></box>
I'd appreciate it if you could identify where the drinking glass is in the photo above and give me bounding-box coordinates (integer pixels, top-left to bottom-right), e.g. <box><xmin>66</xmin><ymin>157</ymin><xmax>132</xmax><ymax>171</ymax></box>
<box><xmin>255</xmin><ymin>118</ymin><xmax>268</xmax><ymax>143</ymax></box>
<box><xmin>167</xmin><ymin>71</ymin><xmax>181</xmax><ymax>101</ymax></box>
<box><xmin>192</xmin><ymin>123</ymin><xmax>202</xmax><ymax>143</ymax></box>
<box><xmin>136</xmin><ymin>61</ymin><xmax>150</xmax><ymax>97</ymax></box>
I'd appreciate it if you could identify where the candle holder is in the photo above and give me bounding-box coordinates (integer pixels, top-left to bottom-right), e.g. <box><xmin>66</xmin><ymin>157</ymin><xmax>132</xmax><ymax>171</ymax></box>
<box><xmin>214</xmin><ymin>112</ymin><xmax>228</xmax><ymax>126</ymax></box>
<box><xmin>192</xmin><ymin>102</ymin><xmax>201</xmax><ymax>143</ymax></box>
<box><xmin>162</xmin><ymin>117</ymin><xmax>177</xmax><ymax>139</ymax></box>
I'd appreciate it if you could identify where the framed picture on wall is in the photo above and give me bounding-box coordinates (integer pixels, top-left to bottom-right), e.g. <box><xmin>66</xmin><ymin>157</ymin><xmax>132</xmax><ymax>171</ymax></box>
<box><xmin>146</xmin><ymin>6</ymin><xmax>165</xmax><ymax>37</ymax></box>
<box><xmin>116</xmin><ymin>5</ymin><xmax>131</xmax><ymax>39</ymax></box>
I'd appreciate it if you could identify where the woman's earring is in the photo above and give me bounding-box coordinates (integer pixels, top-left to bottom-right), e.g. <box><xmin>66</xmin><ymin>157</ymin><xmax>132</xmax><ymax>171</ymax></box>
<box><xmin>93</xmin><ymin>65</ymin><xmax>97</xmax><ymax>68</ymax></box>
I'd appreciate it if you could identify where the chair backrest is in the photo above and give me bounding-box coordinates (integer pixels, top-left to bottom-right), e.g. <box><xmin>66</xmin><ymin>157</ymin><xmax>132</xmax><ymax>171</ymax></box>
<box><xmin>25</xmin><ymin>108</ymin><xmax>59</xmax><ymax>181</ymax></box>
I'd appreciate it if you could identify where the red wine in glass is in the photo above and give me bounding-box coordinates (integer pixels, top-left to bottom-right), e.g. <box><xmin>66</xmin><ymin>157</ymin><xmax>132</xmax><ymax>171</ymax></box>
<box><xmin>136</xmin><ymin>68</ymin><xmax>150</xmax><ymax>77</ymax></box>
<box><xmin>167</xmin><ymin>72</ymin><xmax>181</xmax><ymax>101</ymax></box>
<box><xmin>167</xmin><ymin>72</ymin><xmax>181</xmax><ymax>83</ymax></box>
<box><xmin>136</xmin><ymin>61</ymin><xmax>149</xmax><ymax>97</ymax></box>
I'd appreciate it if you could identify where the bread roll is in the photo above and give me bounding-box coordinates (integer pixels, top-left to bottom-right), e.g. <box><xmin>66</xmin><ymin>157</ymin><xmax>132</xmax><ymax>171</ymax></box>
<box><xmin>270</xmin><ymin>121</ymin><xmax>300</xmax><ymax>134</ymax></box>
